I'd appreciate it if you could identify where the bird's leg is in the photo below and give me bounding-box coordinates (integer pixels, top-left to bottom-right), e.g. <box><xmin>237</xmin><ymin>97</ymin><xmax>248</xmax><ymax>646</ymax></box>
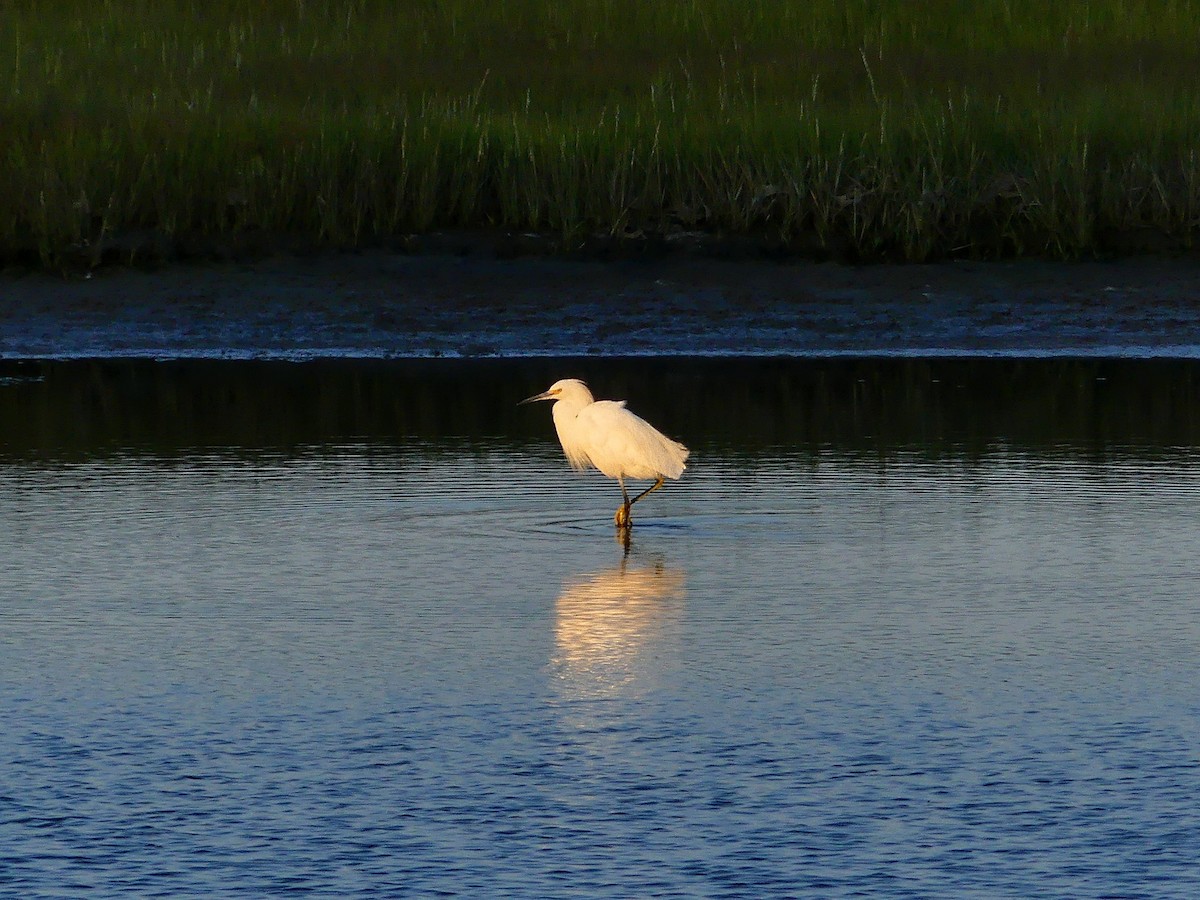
<box><xmin>628</xmin><ymin>476</ymin><xmax>665</xmax><ymax>508</ymax></box>
<box><xmin>615</xmin><ymin>476</ymin><xmax>664</xmax><ymax>528</ymax></box>
<box><xmin>615</xmin><ymin>476</ymin><xmax>632</xmax><ymax>528</ymax></box>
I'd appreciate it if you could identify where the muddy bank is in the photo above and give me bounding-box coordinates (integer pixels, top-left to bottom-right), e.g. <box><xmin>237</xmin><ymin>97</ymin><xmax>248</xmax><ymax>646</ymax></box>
<box><xmin>3</xmin><ymin>252</ymin><xmax>1200</xmax><ymax>359</ymax></box>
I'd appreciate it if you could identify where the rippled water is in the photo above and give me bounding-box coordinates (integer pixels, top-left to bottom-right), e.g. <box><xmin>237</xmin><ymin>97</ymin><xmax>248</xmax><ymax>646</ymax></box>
<box><xmin>3</xmin><ymin>360</ymin><xmax>1200</xmax><ymax>897</ymax></box>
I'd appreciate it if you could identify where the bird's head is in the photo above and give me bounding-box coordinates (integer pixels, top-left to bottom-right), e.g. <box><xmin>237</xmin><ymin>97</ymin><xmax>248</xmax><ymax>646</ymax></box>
<box><xmin>519</xmin><ymin>378</ymin><xmax>594</xmax><ymax>407</ymax></box>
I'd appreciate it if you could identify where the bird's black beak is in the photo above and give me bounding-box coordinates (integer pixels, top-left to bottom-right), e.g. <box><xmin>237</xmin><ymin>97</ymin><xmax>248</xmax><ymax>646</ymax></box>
<box><xmin>518</xmin><ymin>390</ymin><xmax>554</xmax><ymax>406</ymax></box>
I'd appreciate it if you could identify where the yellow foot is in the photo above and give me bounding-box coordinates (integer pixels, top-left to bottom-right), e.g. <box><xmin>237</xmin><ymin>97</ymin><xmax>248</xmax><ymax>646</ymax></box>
<box><xmin>614</xmin><ymin>503</ymin><xmax>631</xmax><ymax>528</ymax></box>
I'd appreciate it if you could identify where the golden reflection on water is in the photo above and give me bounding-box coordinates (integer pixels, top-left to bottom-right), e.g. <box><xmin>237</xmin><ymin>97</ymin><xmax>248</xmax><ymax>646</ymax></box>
<box><xmin>551</xmin><ymin>555</ymin><xmax>686</xmax><ymax>699</ymax></box>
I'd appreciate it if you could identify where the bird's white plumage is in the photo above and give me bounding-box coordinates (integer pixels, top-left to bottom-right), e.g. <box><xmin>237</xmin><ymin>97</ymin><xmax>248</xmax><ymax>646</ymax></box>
<box><xmin>534</xmin><ymin>378</ymin><xmax>689</xmax><ymax>480</ymax></box>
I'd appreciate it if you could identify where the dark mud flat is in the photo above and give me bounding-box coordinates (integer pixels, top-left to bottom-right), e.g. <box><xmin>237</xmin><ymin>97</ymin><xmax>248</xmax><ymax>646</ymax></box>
<box><xmin>3</xmin><ymin>253</ymin><xmax>1200</xmax><ymax>359</ymax></box>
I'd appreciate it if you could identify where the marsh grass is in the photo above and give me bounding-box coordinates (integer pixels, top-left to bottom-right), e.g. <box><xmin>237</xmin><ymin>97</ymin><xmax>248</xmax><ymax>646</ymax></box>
<box><xmin>4</xmin><ymin>0</ymin><xmax>1200</xmax><ymax>267</ymax></box>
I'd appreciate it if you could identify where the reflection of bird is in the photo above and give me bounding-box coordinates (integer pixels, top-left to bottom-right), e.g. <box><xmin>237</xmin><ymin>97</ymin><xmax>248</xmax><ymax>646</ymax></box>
<box><xmin>554</xmin><ymin>558</ymin><xmax>686</xmax><ymax>698</ymax></box>
<box><xmin>520</xmin><ymin>379</ymin><xmax>689</xmax><ymax>527</ymax></box>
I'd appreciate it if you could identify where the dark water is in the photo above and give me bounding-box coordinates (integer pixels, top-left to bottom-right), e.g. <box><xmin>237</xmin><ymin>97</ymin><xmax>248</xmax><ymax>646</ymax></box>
<box><xmin>3</xmin><ymin>359</ymin><xmax>1200</xmax><ymax>898</ymax></box>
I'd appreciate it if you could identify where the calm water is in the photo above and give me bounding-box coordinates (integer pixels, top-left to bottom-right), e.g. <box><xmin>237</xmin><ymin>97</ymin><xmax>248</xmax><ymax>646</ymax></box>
<box><xmin>3</xmin><ymin>359</ymin><xmax>1200</xmax><ymax>898</ymax></box>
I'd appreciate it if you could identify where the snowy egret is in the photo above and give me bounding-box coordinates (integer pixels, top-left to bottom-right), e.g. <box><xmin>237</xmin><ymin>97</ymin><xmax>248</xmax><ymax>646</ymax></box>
<box><xmin>520</xmin><ymin>378</ymin><xmax>689</xmax><ymax>528</ymax></box>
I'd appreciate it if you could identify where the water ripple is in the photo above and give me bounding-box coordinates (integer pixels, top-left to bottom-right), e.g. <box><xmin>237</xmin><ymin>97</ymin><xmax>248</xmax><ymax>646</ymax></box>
<box><xmin>4</xmin><ymin>443</ymin><xmax>1200</xmax><ymax>897</ymax></box>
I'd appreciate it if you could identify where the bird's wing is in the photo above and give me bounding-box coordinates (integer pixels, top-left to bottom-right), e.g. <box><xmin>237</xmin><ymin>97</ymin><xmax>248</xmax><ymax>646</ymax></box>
<box><xmin>577</xmin><ymin>400</ymin><xmax>689</xmax><ymax>480</ymax></box>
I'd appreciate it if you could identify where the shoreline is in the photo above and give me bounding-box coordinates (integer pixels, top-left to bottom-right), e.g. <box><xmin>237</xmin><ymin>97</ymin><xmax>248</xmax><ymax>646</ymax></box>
<box><xmin>3</xmin><ymin>250</ymin><xmax>1200</xmax><ymax>360</ymax></box>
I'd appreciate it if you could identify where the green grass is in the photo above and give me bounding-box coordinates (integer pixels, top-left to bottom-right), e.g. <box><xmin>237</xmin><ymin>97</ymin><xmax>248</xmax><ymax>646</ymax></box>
<box><xmin>4</xmin><ymin>0</ymin><xmax>1200</xmax><ymax>267</ymax></box>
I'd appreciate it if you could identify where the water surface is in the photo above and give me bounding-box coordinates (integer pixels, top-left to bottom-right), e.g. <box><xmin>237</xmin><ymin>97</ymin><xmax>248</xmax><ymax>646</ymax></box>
<box><xmin>2</xmin><ymin>359</ymin><xmax>1199</xmax><ymax>897</ymax></box>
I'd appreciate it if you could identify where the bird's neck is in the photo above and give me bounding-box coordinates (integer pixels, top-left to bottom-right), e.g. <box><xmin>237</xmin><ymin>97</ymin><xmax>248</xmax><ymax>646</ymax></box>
<box><xmin>552</xmin><ymin>398</ymin><xmax>589</xmax><ymax>421</ymax></box>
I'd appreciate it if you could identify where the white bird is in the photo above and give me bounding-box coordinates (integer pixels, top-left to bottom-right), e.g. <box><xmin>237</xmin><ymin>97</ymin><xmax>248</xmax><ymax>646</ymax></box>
<box><xmin>520</xmin><ymin>378</ymin><xmax>689</xmax><ymax>528</ymax></box>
